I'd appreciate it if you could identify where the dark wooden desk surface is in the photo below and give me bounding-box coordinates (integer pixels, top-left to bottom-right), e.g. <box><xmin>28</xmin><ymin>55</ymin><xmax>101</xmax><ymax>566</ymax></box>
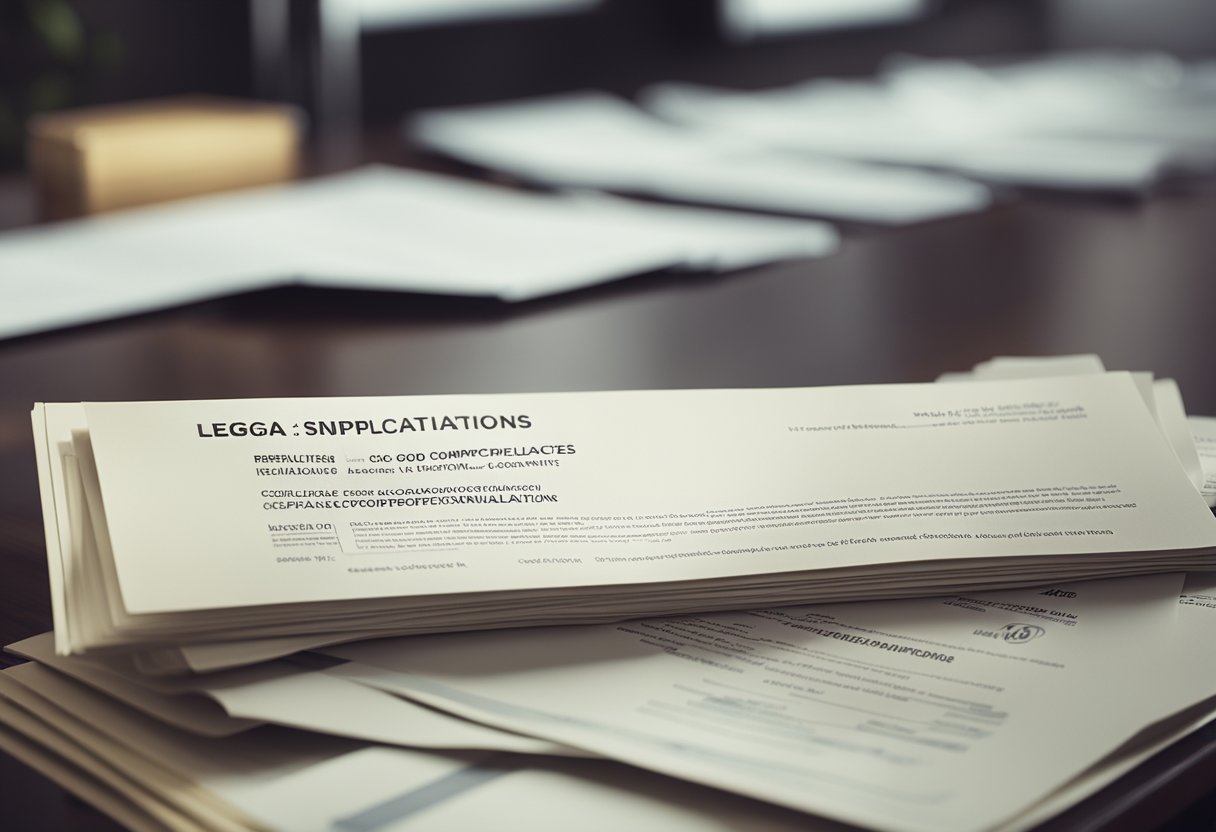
<box><xmin>1</xmin><ymin>168</ymin><xmax>1215</xmax><ymax>830</ymax></box>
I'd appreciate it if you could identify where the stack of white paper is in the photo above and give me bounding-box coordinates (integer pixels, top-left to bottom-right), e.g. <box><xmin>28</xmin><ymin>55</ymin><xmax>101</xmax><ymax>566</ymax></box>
<box><xmin>0</xmin><ymin>165</ymin><xmax>838</xmax><ymax>340</ymax></box>
<box><xmin>317</xmin><ymin>571</ymin><xmax>1216</xmax><ymax>832</ymax></box>
<box><xmin>408</xmin><ymin>92</ymin><xmax>992</xmax><ymax>224</ymax></box>
<box><xmin>645</xmin><ymin>52</ymin><xmax>1216</xmax><ymax>193</ymax></box>
<box><xmin>6</xmin><ymin>362</ymin><xmax>1216</xmax><ymax>831</ymax></box>
<box><xmin>4</xmin><ymin>572</ymin><xmax>1214</xmax><ymax>831</ymax></box>
<box><xmin>30</xmin><ymin>375</ymin><xmax>1216</xmax><ymax>674</ymax></box>
<box><xmin>0</xmin><ymin>656</ymin><xmax>823</xmax><ymax>831</ymax></box>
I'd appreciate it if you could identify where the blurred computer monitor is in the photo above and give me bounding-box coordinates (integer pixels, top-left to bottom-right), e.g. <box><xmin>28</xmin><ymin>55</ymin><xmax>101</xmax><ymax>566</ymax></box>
<box><xmin>351</xmin><ymin>0</ymin><xmax>600</xmax><ymax>29</ymax></box>
<box><xmin>721</xmin><ymin>0</ymin><xmax>929</xmax><ymax>41</ymax></box>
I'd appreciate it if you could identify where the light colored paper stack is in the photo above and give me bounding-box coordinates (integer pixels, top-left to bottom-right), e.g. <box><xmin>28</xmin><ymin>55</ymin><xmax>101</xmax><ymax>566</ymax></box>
<box><xmin>3</xmin><ymin>572</ymin><xmax>1215</xmax><ymax>831</ymax></box>
<box><xmin>6</xmin><ymin>358</ymin><xmax>1216</xmax><ymax>831</ymax></box>
<box><xmin>30</xmin><ymin>371</ymin><xmax>1216</xmax><ymax>673</ymax></box>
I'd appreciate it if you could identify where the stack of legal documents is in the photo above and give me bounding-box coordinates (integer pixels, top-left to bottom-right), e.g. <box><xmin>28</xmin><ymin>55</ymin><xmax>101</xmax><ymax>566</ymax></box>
<box><xmin>5</xmin><ymin>570</ymin><xmax>1215</xmax><ymax>832</ymax></box>
<box><xmin>645</xmin><ymin>51</ymin><xmax>1216</xmax><ymax>193</ymax></box>
<box><xmin>7</xmin><ymin>358</ymin><xmax>1216</xmax><ymax>831</ymax></box>
<box><xmin>30</xmin><ymin>369</ymin><xmax>1216</xmax><ymax>671</ymax></box>
<box><xmin>0</xmin><ymin>165</ymin><xmax>837</xmax><ymax>340</ymax></box>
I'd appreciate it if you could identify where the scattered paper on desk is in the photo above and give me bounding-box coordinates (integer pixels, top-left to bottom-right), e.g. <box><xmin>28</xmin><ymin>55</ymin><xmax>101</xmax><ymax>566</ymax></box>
<box><xmin>0</xmin><ymin>166</ymin><xmax>838</xmax><ymax>339</ymax></box>
<box><xmin>645</xmin><ymin>51</ymin><xmax>1216</xmax><ymax>193</ymax></box>
<box><xmin>320</xmin><ymin>573</ymin><xmax>1196</xmax><ymax>832</ymax></box>
<box><xmin>285</xmin><ymin>168</ymin><xmax>836</xmax><ymax>299</ymax></box>
<box><xmin>886</xmin><ymin>52</ymin><xmax>1216</xmax><ymax>166</ymax></box>
<box><xmin>647</xmin><ymin>81</ymin><xmax>1173</xmax><ymax>192</ymax></box>
<box><xmin>409</xmin><ymin>92</ymin><xmax>992</xmax><ymax>223</ymax></box>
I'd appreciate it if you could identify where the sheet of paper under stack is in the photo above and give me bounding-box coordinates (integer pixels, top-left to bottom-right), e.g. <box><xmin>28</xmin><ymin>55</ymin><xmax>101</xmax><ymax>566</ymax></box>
<box><xmin>4</xmin><ymin>357</ymin><xmax>1216</xmax><ymax>831</ymax></box>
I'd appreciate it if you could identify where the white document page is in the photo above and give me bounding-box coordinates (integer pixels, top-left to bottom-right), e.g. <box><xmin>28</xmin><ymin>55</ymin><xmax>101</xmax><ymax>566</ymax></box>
<box><xmin>287</xmin><ymin>168</ymin><xmax>836</xmax><ymax>300</ymax></box>
<box><xmin>938</xmin><ymin>356</ymin><xmax>1207</xmax><ymax>498</ymax></box>
<box><xmin>885</xmin><ymin>53</ymin><xmax>1216</xmax><ymax>166</ymax></box>
<box><xmin>992</xmin><ymin>570</ymin><xmax>1216</xmax><ymax>830</ymax></box>
<box><xmin>411</xmin><ymin>92</ymin><xmax>991</xmax><ymax>224</ymax></box>
<box><xmin>940</xmin><ymin>356</ymin><xmax>1204</xmax><ymax>494</ymax></box>
<box><xmin>996</xmin><ymin>706</ymin><xmax>1216</xmax><ymax>832</ymax></box>
<box><xmin>321</xmin><ymin>573</ymin><xmax>1186</xmax><ymax>832</ymax></box>
<box><xmin>644</xmin><ymin>80</ymin><xmax>1175</xmax><ymax>192</ymax></box>
<box><xmin>74</xmin><ymin>375</ymin><xmax>1216</xmax><ymax>617</ymax></box>
<box><xmin>562</xmin><ymin>190</ymin><xmax>838</xmax><ymax>273</ymax></box>
<box><xmin>1190</xmin><ymin>416</ymin><xmax>1216</xmax><ymax>507</ymax></box>
<box><xmin>1151</xmin><ymin>379</ymin><xmax>1205</xmax><ymax>492</ymax></box>
<box><xmin>952</xmin><ymin>354</ymin><xmax>1109</xmax><ymax>379</ymax></box>
<box><xmin>0</xmin><ymin>166</ymin><xmax>838</xmax><ymax>339</ymax></box>
<box><xmin>250</xmin><ymin>748</ymin><xmax>823</xmax><ymax>832</ymax></box>
<box><xmin>0</xmin><ymin>186</ymin><xmax>294</xmax><ymax>340</ymax></box>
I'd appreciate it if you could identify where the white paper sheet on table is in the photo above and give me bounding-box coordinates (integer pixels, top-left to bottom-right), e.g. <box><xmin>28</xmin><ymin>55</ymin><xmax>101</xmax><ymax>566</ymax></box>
<box><xmin>885</xmin><ymin>53</ymin><xmax>1216</xmax><ymax>163</ymax></box>
<box><xmin>319</xmin><ymin>573</ymin><xmax>1196</xmax><ymax>832</ymax></box>
<box><xmin>410</xmin><ymin>92</ymin><xmax>991</xmax><ymax>224</ymax></box>
<box><xmin>0</xmin><ymin>165</ymin><xmax>837</xmax><ymax>339</ymax></box>
<box><xmin>4</xmin><ymin>573</ymin><xmax>1214</xmax><ymax>832</ymax></box>
<box><xmin>645</xmin><ymin>80</ymin><xmax>1177</xmax><ymax>192</ymax></box>
<box><xmin>991</xmin><ymin>570</ymin><xmax>1216</xmax><ymax>831</ymax></box>
<box><xmin>645</xmin><ymin>51</ymin><xmax>1216</xmax><ymax>192</ymax></box>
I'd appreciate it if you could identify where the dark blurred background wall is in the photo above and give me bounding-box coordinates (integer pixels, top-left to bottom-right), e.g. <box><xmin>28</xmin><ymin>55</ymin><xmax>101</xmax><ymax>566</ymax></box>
<box><xmin>2</xmin><ymin>0</ymin><xmax>1213</xmax><ymax>172</ymax></box>
<box><xmin>1051</xmin><ymin>0</ymin><xmax>1216</xmax><ymax>56</ymax></box>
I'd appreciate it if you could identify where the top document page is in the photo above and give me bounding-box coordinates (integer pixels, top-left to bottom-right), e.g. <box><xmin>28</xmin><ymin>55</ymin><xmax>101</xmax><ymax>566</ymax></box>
<box><xmin>65</xmin><ymin>374</ymin><xmax>1216</xmax><ymax>615</ymax></box>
